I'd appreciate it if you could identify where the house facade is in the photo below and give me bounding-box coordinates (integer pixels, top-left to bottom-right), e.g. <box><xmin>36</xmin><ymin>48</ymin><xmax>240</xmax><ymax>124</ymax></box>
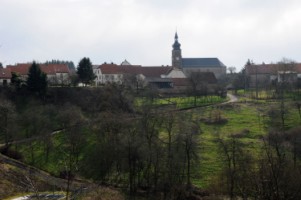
<box><xmin>7</xmin><ymin>63</ymin><xmax>72</xmax><ymax>85</ymax></box>
<box><xmin>92</xmin><ymin>62</ymin><xmax>218</xmax><ymax>94</ymax></box>
<box><xmin>245</xmin><ymin>63</ymin><xmax>301</xmax><ymax>88</ymax></box>
<box><xmin>93</xmin><ymin>63</ymin><xmax>173</xmax><ymax>89</ymax></box>
<box><xmin>0</xmin><ymin>67</ymin><xmax>12</xmax><ymax>86</ymax></box>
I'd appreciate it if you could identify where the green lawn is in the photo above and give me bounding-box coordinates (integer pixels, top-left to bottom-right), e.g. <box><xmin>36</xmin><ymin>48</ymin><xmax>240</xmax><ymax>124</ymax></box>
<box><xmin>135</xmin><ymin>95</ymin><xmax>227</xmax><ymax>109</ymax></box>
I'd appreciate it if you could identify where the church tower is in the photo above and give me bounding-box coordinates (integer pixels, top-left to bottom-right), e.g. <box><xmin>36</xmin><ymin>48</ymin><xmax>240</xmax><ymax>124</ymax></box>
<box><xmin>172</xmin><ymin>32</ymin><xmax>182</xmax><ymax>69</ymax></box>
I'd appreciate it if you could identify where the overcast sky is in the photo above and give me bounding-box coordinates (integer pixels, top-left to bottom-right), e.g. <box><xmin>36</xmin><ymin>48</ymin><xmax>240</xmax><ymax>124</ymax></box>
<box><xmin>1</xmin><ymin>0</ymin><xmax>301</xmax><ymax>70</ymax></box>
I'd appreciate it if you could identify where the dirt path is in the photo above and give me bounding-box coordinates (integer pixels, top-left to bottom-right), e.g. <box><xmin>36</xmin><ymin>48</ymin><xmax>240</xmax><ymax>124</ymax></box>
<box><xmin>0</xmin><ymin>129</ymin><xmax>63</xmax><ymax>149</ymax></box>
<box><xmin>227</xmin><ymin>93</ymin><xmax>238</xmax><ymax>103</ymax></box>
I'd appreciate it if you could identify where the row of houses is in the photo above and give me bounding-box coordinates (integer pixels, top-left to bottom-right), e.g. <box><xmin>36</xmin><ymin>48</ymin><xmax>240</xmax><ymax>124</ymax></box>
<box><xmin>0</xmin><ymin>61</ymin><xmax>220</xmax><ymax>95</ymax></box>
<box><xmin>92</xmin><ymin>61</ymin><xmax>219</xmax><ymax>92</ymax></box>
<box><xmin>245</xmin><ymin>62</ymin><xmax>301</xmax><ymax>87</ymax></box>
<box><xmin>0</xmin><ymin>61</ymin><xmax>217</xmax><ymax>90</ymax></box>
<box><xmin>91</xmin><ymin>32</ymin><xmax>227</xmax><ymax>92</ymax></box>
<box><xmin>3</xmin><ymin>60</ymin><xmax>299</xmax><ymax>91</ymax></box>
<box><xmin>0</xmin><ymin>63</ymin><xmax>72</xmax><ymax>86</ymax></box>
<box><xmin>0</xmin><ymin>33</ymin><xmax>227</xmax><ymax>93</ymax></box>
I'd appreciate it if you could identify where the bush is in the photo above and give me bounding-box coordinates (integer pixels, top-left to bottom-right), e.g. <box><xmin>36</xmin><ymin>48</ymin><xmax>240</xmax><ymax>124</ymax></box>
<box><xmin>202</xmin><ymin>109</ymin><xmax>228</xmax><ymax>125</ymax></box>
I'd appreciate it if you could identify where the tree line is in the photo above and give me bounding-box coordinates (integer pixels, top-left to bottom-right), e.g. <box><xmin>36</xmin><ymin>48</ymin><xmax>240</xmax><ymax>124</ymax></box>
<box><xmin>0</xmin><ymin>83</ymin><xmax>204</xmax><ymax>199</ymax></box>
<box><xmin>2</xmin><ymin>57</ymin><xmax>301</xmax><ymax>199</ymax></box>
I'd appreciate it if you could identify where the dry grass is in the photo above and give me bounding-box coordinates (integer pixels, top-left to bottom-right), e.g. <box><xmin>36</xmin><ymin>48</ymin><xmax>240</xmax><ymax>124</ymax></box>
<box><xmin>0</xmin><ymin>163</ymin><xmax>29</xmax><ymax>199</ymax></box>
<box><xmin>0</xmin><ymin>159</ymin><xmax>125</xmax><ymax>200</ymax></box>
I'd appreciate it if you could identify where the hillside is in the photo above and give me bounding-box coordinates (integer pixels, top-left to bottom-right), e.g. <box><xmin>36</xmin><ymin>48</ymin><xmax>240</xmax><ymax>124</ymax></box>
<box><xmin>1</xmin><ymin>86</ymin><xmax>301</xmax><ymax>199</ymax></box>
<box><xmin>0</xmin><ymin>154</ymin><xmax>58</xmax><ymax>199</ymax></box>
<box><xmin>0</xmin><ymin>153</ymin><xmax>124</xmax><ymax>200</ymax></box>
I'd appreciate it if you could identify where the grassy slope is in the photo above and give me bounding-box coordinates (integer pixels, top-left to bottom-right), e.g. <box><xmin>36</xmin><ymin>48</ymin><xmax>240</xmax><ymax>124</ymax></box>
<box><xmin>0</xmin><ymin>161</ymin><xmax>56</xmax><ymax>199</ymax></box>
<box><xmin>0</xmin><ymin>154</ymin><xmax>125</xmax><ymax>200</ymax></box>
<box><xmin>192</xmin><ymin>101</ymin><xmax>301</xmax><ymax>188</ymax></box>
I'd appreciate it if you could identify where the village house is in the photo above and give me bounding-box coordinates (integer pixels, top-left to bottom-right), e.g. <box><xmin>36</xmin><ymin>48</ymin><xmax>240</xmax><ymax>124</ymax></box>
<box><xmin>1</xmin><ymin>33</ymin><xmax>224</xmax><ymax>91</ymax></box>
<box><xmin>93</xmin><ymin>61</ymin><xmax>218</xmax><ymax>94</ymax></box>
<box><xmin>93</xmin><ymin>62</ymin><xmax>173</xmax><ymax>89</ymax></box>
<box><xmin>6</xmin><ymin>63</ymin><xmax>72</xmax><ymax>85</ymax></box>
<box><xmin>245</xmin><ymin>62</ymin><xmax>301</xmax><ymax>88</ymax></box>
<box><xmin>0</xmin><ymin>67</ymin><xmax>12</xmax><ymax>86</ymax></box>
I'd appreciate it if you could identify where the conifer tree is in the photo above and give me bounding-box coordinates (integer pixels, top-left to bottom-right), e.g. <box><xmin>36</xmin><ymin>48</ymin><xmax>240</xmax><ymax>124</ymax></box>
<box><xmin>77</xmin><ymin>57</ymin><xmax>95</xmax><ymax>86</ymax></box>
<box><xmin>26</xmin><ymin>61</ymin><xmax>48</xmax><ymax>96</ymax></box>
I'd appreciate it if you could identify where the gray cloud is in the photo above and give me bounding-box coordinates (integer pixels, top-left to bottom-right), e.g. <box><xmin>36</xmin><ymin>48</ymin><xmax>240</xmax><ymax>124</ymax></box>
<box><xmin>1</xmin><ymin>0</ymin><xmax>301</xmax><ymax>69</ymax></box>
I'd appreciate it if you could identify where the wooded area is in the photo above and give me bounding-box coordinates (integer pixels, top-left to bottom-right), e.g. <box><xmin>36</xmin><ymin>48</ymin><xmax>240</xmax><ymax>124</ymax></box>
<box><xmin>1</xmin><ymin>67</ymin><xmax>301</xmax><ymax>199</ymax></box>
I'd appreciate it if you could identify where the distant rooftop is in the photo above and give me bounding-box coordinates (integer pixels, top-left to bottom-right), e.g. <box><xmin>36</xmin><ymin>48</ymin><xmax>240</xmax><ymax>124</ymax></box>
<box><xmin>6</xmin><ymin>63</ymin><xmax>70</xmax><ymax>75</ymax></box>
<box><xmin>182</xmin><ymin>58</ymin><xmax>226</xmax><ymax>68</ymax></box>
<box><xmin>121</xmin><ymin>59</ymin><xmax>131</xmax><ymax>65</ymax></box>
<box><xmin>100</xmin><ymin>64</ymin><xmax>172</xmax><ymax>78</ymax></box>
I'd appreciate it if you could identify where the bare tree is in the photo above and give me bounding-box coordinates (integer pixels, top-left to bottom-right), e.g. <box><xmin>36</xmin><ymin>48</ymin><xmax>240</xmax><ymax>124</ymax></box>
<box><xmin>19</xmin><ymin>104</ymin><xmax>53</xmax><ymax>165</ymax></box>
<box><xmin>0</xmin><ymin>98</ymin><xmax>16</xmax><ymax>149</ymax></box>
<box><xmin>227</xmin><ymin>66</ymin><xmax>236</xmax><ymax>74</ymax></box>
<box><xmin>162</xmin><ymin>112</ymin><xmax>177</xmax><ymax>195</ymax></box>
<box><xmin>177</xmin><ymin>114</ymin><xmax>201</xmax><ymax>188</ymax></box>
<box><xmin>187</xmin><ymin>72</ymin><xmax>210</xmax><ymax>106</ymax></box>
<box><xmin>57</xmin><ymin>104</ymin><xmax>87</xmax><ymax>200</ymax></box>
<box><xmin>218</xmin><ymin>133</ymin><xmax>243</xmax><ymax>199</ymax></box>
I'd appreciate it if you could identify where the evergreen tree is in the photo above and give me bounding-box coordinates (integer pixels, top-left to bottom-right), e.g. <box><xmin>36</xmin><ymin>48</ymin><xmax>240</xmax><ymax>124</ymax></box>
<box><xmin>11</xmin><ymin>72</ymin><xmax>23</xmax><ymax>89</ymax></box>
<box><xmin>77</xmin><ymin>57</ymin><xmax>96</xmax><ymax>86</ymax></box>
<box><xmin>44</xmin><ymin>60</ymin><xmax>75</xmax><ymax>71</ymax></box>
<box><xmin>26</xmin><ymin>62</ymin><xmax>48</xmax><ymax>96</ymax></box>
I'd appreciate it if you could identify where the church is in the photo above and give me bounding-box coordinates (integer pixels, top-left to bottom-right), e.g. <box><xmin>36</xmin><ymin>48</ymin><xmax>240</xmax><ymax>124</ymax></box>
<box><xmin>92</xmin><ymin>32</ymin><xmax>227</xmax><ymax>91</ymax></box>
<box><xmin>171</xmin><ymin>32</ymin><xmax>227</xmax><ymax>79</ymax></box>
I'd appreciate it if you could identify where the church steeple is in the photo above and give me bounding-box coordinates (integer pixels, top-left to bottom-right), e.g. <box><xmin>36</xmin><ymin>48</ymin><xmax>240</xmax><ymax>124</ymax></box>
<box><xmin>172</xmin><ymin>32</ymin><xmax>182</xmax><ymax>68</ymax></box>
<box><xmin>172</xmin><ymin>32</ymin><xmax>181</xmax><ymax>50</ymax></box>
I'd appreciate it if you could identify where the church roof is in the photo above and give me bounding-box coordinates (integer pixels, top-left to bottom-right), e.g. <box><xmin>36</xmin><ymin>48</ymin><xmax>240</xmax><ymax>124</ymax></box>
<box><xmin>172</xmin><ymin>32</ymin><xmax>181</xmax><ymax>50</ymax></box>
<box><xmin>182</xmin><ymin>58</ymin><xmax>226</xmax><ymax>68</ymax></box>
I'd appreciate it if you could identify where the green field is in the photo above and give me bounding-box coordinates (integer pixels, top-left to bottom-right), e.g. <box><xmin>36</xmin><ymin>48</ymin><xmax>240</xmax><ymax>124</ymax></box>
<box><xmin>135</xmin><ymin>95</ymin><xmax>227</xmax><ymax>109</ymax></box>
<box><xmin>191</xmin><ymin>99</ymin><xmax>301</xmax><ymax>187</ymax></box>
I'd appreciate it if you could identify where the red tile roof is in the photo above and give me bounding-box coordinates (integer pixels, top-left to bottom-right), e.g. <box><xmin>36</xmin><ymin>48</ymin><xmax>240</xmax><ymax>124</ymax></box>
<box><xmin>0</xmin><ymin>68</ymin><xmax>12</xmax><ymax>79</ymax></box>
<box><xmin>172</xmin><ymin>78</ymin><xmax>190</xmax><ymax>86</ymax></box>
<box><xmin>246</xmin><ymin>63</ymin><xmax>301</xmax><ymax>75</ymax></box>
<box><xmin>199</xmin><ymin>72</ymin><xmax>217</xmax><ymax>84</ymax></box>
<box><xmin>171</xmin><ymin>73</ymin><xmax>217</xmax><ymax>87</ymax></box>
<box><xmin>139</xmin><ymin>66</ymin><xmax>172</xmax><ymax>77</ymax></box>
<box><xmin>7</xmin><ymin>63</ymin><xmax>70</xmax><ymax>75</ymax></box>
<box><xmin>45</xmin><ymin>64</ymin><xmax>70</xmax><ymax>74</ymax></box>
<box><xmin>99</xmin><ymin>64</ymin><xmax>172</xmax><ymax>78</ymax></box>
<box><xmin>100</xmin><ymin>64</ymin><xmax>124</xmax><ymax>74</ymax></box>
<box><xmin>7</xmin><ymin>64</ymin><xmax>31</xmax><ymax>75</ymax></box>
